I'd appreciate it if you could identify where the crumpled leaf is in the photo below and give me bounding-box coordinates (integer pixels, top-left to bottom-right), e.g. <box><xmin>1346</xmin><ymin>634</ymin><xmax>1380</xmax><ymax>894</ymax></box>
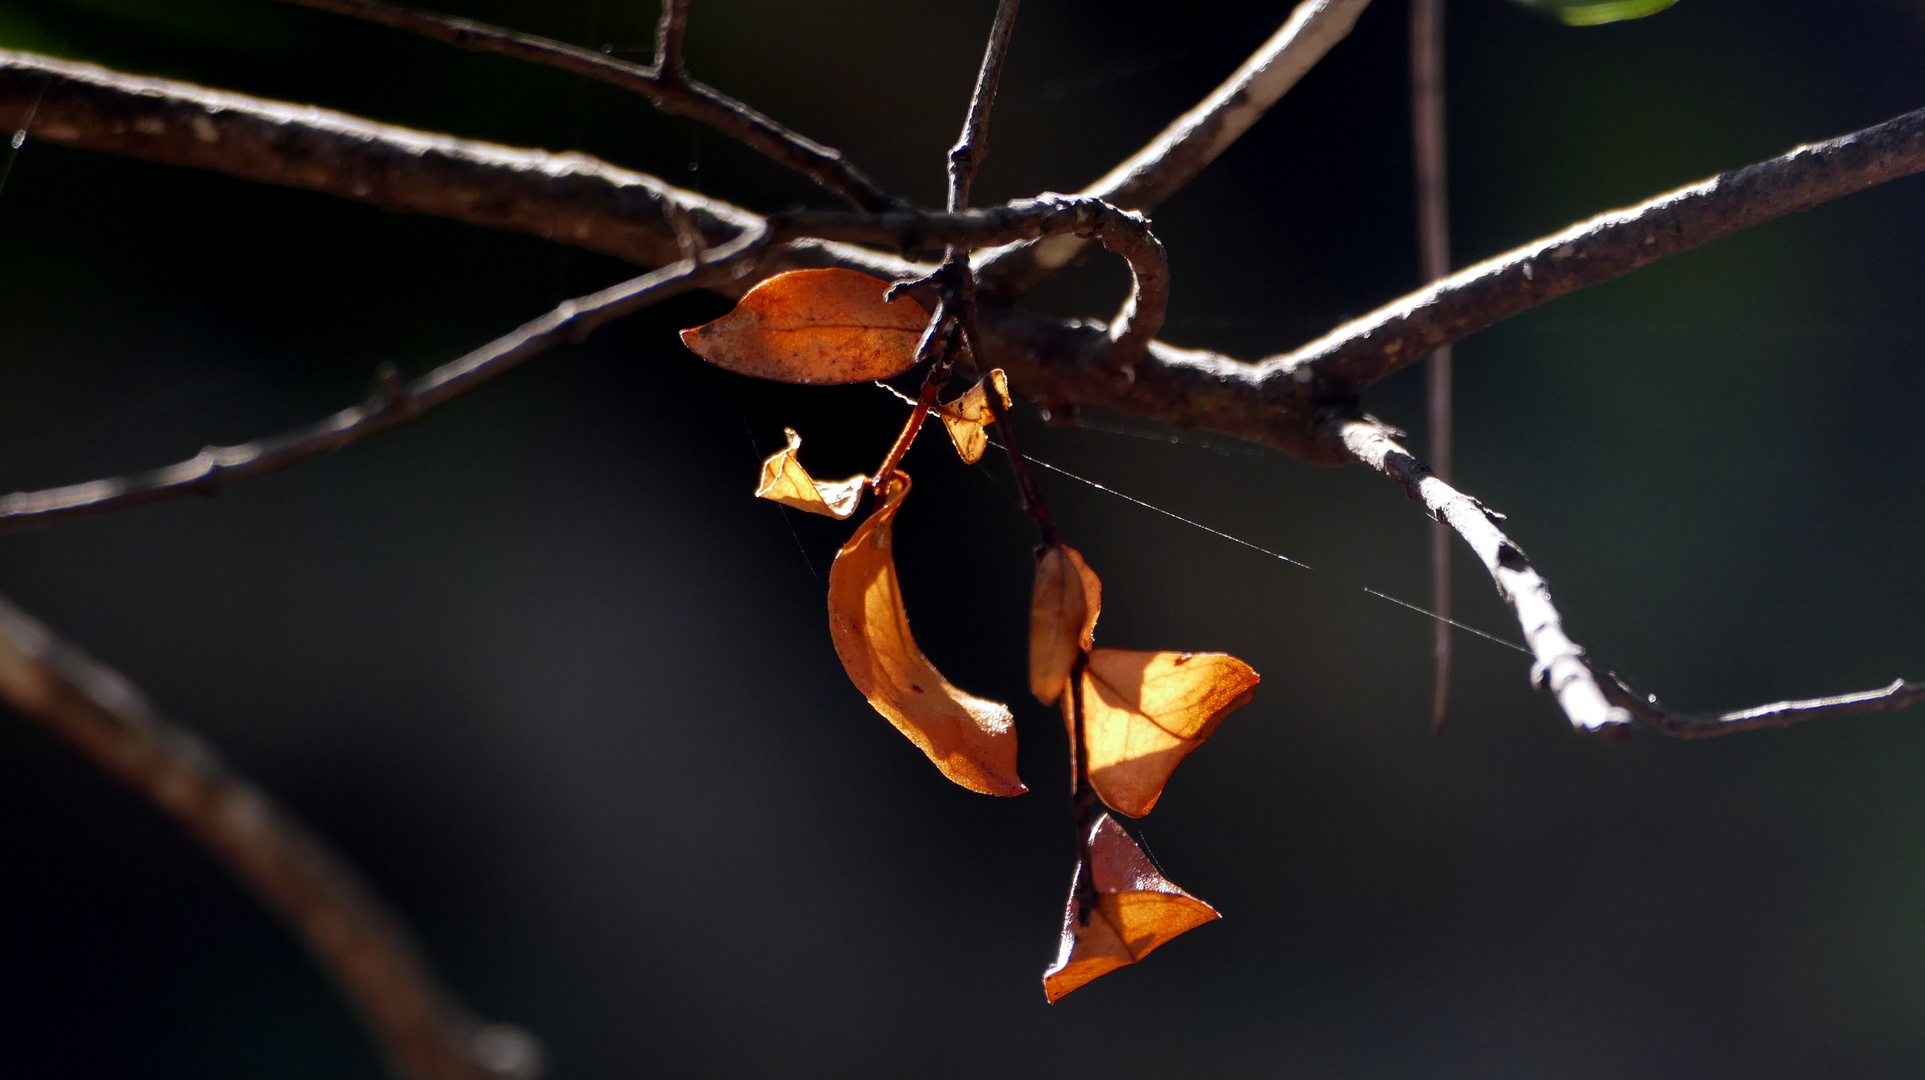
<box><xmin>679</xmin><ymin>268</ymin><xmax>928</xmax><ymax>384</ymax></box>
<box><xmin>1081</xmin><ymin>648</ymin><xmax>1259</xmax><ymax>817</ymax></box>
<box><xmin>1043</xmin><ymin>813</ymin><xmax>1220</xmax><ymax>1002</ymax></box>
<box><xmin>754</xmin><ymin>427</ymin><xmax>868</xmax><ymax>519</ymax></box>
<box><xmin>939</xmin><ymin>369</ymin><xmax>1011</xmax><ymax>464</ymax></box>
<box><xmin>1029</xmin><ymin>544</ymin><xmax>1102</xmax><ymax>704</ymax></box>
<box><xmin>827</xmin><ymin>474</ymin><xmax>1024</xmax><ymax>796</ymax></box>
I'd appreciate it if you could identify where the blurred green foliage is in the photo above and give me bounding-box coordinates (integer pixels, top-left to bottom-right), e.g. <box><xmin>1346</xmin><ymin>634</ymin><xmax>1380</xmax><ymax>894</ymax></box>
<box><xmin>1510</xmin><ymin>0</ymin><xmax>1682</xmax><ymax>26</ymax></box>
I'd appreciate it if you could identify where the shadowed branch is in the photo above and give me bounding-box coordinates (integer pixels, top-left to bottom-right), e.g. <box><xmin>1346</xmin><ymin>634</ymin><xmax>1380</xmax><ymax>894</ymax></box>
<box><xmin>0</xmin><ymin>595</ymin><xmax>540</xmax><ymax>1080</ymax></box>
<box><xmin>267</xmin><ymin>0</ymin><xmax>901</xmax><ymax>210</ymax></box>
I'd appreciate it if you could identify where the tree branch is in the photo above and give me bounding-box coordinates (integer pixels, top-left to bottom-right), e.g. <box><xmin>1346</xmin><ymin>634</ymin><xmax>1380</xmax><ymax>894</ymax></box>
<box><xmin>0</xmin><ymin>225</ymin><xmax>770</xmax><ymax>532</ymax></box>
<box><xmin>1595</xmin><ymin>670</ymin><xmax>1925</xmax><ymax>739</ymax></box>
<box><xmin>266</xmin><ymin>0</ymin><xmax>901</xmax><ymax>210</ymax></box>
<box><xmin>976</xmin><ymin>0</ymin><xmax>1373</xmax><ymax>299</ymax></box>
<box><xmin>1272</xmin><ymin>102</ymin><xmax>1925</xmax><ymax>397</ymax></box>
<box><xmin>1336</xmin><ymin>418</ymin><xmax>1632</xmax><ymax>736</ymax></box>
<box><xmin>0</xmin><ymin>594</ymin><xmax>539</xmax><ymax>1080</ymax></box>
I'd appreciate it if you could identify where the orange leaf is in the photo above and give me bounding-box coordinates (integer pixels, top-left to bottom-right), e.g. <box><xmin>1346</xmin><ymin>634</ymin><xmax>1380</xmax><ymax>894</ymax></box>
<box><xmin>1081</xmin><ymin>648</ymin><xmax>1259</xmax><ymax>817</ymax></box>
<box><xmin>679</xmin><ymin>268</ymin><xmax>929</xmax><ymax>384</ymax></box>
<box><xmin>1029</xmin><ymin>544</ymin><xmax>1102</xmax><ymax>704</ymax></box>
<box><xmin>754</xmin><ymin>428</ymin><xmax>868</xmax><ymax>519</ymax></box>
<box><xmin>827</xmin><ymin>474</ymin><xmax>1025</xmax><ymax>796</ymax></box>
<box><xmin>939</xmin><ymin>369</ymin><xmax>1011</xmax><ymax>464</ymax></box>
<box><xmin>1043</xmin><ymin>814</ymin><xmax>1219</xmax><ymax>1002</ymax></box>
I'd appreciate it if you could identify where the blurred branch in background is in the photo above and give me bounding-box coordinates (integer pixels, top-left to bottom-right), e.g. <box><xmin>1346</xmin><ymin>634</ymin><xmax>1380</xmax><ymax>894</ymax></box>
<box><xmin>1410</xmin><ymin>0</ymin><xmax>1453</xmax><ymax>732</ymax></box>
<box><xmin>0</xmin><ymin>594</ymin><xmax>542</xmax><ymax>1080</ymax></box>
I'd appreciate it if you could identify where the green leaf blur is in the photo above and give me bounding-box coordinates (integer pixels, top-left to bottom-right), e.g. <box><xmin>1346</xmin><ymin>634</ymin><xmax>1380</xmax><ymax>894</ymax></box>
<box><xmin>1511</xmin><ymin>0</ymin><xmax>1682</xmax><ymax>26</ymax></box>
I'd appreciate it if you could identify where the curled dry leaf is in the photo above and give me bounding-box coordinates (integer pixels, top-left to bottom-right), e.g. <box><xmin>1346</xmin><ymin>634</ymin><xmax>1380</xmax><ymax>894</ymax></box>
<box><xmin>827</xmin><ymin>474</ymin><xmax>1025</xmax><ymax>796</ymax></box>
<box><xmin>1081</xmin><ymin>648</ymin><xmax>1260</xmax><ymax>818</ymax></box>
<box><xmin>1043</xmin><ymin>814</ymin><xmax>1220</xmax><ymax>1002</ymax></box>
<box><xmin>1029</xmin><ymin>544</ymin><xmax>1102</xmax><ymax>705</ymax></box>
<box><xmin>939</xmin><ymin>369</ymin><xmax>1011</xmax><ymax>464</ymax></box>
<box><xmin>754</xmin><ymin>428</ymin><xmax>868</xmax><ymax>519</ymax></box>
<box><xmin>679</xmin><ymin>268</ymin><xmax>929</xmax><ymax>384</ymax></box>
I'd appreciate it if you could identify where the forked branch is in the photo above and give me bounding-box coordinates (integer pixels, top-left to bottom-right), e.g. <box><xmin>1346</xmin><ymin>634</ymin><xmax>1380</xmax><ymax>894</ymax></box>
<box><xmin>0</xmin><ymin>595</ymin><xmax>537</xmax><ymax>1080</ymax></box>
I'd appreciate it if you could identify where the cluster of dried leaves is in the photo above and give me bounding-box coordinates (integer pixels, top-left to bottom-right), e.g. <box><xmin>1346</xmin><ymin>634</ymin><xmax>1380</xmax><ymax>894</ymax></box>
<box><xmin>683</xmin><ymin>267</ymin><xmax>1260</xmax><ymax>1000</ymax></box>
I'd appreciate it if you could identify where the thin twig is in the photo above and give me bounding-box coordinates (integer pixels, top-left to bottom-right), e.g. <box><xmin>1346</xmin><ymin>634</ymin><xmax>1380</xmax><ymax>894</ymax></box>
<box><xmin>1595</xmin><ymin>669</ymin><xmax>1925</xmax><ymax>739</ymax></box>
<box><xmin>0</xmin><ymin>595</ymin><xmax>540</xmax><ymax>1080</ymax></box>
<box><xmin>1411</xmin><ymin>0</ymin><xmax>1452</xmax><ymax>731</ymax></box>
<box><xmin>1336</xmin><ymin>418</ymin><xmax>1632</xmax><ymax>736</ymax></box>
<box><xmin>949</xmin><ymin>0</ymin><xmax>1021</xmax><ymax>212</ymax></box>
<box><xmin>976</xmin><ymin>0</ymin><xmax>1373</xmax><ymax>299</ymax></box>
<box><xmin>0</xmin><ymin>225</ymin><xmax>771</xmax><ymax>532</ymax></box>
<box><xmin>266</xmin><ymin>0</ymin><xmax>901</xmax><ymax>210</ymax></box>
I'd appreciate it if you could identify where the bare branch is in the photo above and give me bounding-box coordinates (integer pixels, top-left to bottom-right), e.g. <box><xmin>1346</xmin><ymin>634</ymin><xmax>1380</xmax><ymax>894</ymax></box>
<box><xmin>1274</xmin><ymin>102</ymin><xmax>1925</xmax><ymax>397</ymax></box>
<box><xmin>1596</xmin><ymin>670</ymin><xmax>1925</xmax><ymax>739</ymax></box>
<box><xmin>1336</xmin><ymin>418</ymin><xmax>1632</xmax><ymax>736</ymax></box>
<box><xmin>1411</xmin><ymin>0</ymin><xmax>1452</xmax><ymax>731</ymax></box>
<box><xmin>267</xmin><ymin>0</ymin><xmax>901</xmax><ymax>210</ymax></box>
<box><xmin>0</xmin><ymin>226</ymin><xmax>771</xmax><ymax>532</ymax></box>
<box><xmin>948</xmin><ymin>0</ymin><xmax>1021</xmax><ymax>212</ymax></box>
<box><xmin>0</xmin><ymin>595</ymin><xmax>539</xmax><ymax>1080</ymax></box>
<box><xmin>977</xmin><ymin>0</ymin><xmax>1373</xmax><ymax>298</ymax></box>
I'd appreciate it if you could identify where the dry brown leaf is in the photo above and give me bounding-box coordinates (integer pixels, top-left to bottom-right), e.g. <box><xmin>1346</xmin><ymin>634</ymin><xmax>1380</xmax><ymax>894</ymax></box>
<box><xmin>753</xmin><ymin>428</ymin><xmax>868</xmax><ymax>519</ymax></box>
<box><xmin>1042</xmin><ymin>813</ymin><xmax>1220</xmax><ymax>1002</ymax></box>
<box><xmin>1081</xmin><ymin>648</ymin><xmax>1259</xmax><ymax>817</ymax></box>
<box><xmin>679</xmin><ymin>268</ymin><xmax>929</xmax><ymax>384</ymax></box>
<box><xmin>938</xmin><ymin>369</ymin><xmax>1011</xmax><ymax>464</ymax></box>
<box><xmin>1029</xmin><ymin>544</ymin><xmax>1102</xmax><ymax>704</ymax></box>
<box><xmin>827</xmin><ymin>474</ymin><xmax>1025</xmax><ymax>796</ymax></box>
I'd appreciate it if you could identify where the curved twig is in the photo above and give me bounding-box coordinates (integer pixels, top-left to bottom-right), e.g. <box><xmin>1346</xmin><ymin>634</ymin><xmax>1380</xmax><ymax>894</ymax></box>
<box><xmin>0</xmin><ymin>595</ymin><xmax>540</xmax><ymax>1080</ymax></box>
<box><xmin>1336</xmin><ymin>418</ymin><xmax>1632</xmax><ymax>736</ymax></box>
<box><xmin>976</xmin><ymin>0</ymin><xmax>1373</xmax><ymax>299</ymax></box>
<box><xmin>778</xmin><ymin>194</ymin><xmax>1166</xmax><ymax>369</ymax></box>
<box><xmin>268</xmin><ymin>0</ymin><xmax>901</xmax><ymax>210</ymax></box>
<box><xmin>0</xmin><ymin>225</ymin><xmax>771</xmax><ymax>532</ymax></box>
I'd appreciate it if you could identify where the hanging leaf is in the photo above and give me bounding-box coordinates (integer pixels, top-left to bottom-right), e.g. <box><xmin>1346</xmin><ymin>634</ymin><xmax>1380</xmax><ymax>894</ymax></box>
<box><xmin>679</xmin><ymin>268</ymin><xmax>929</xmax><ymax>384</ymax></box>
<box><xmin>939</xmin><ymin>369</ymin><xmax>1011</xmax><ymax>464</ymax></box>
<box><xmin>1508</xmin><ymin>0</ymin><xmax>1680</xmax><ymax>26</ymax></box>
<box><xmin>1029</xmin><ymin>544</ymin><xmax>1101</xmax><ymax>705</ymax></box>
<box><xmin>754</xmin><ymin>427</ymin><xmax>868</xmax><ymax>519</ymax></box>
<box><xmin>1081</xmin><ymin>648</ymin><xmax>1259</xmax><ymax>818</ymax></box>
<box><xmin>827</xmin><ymin>474</ymin><xmax>1025</xmax><ymax>796</ymax></box>
<box><xmin>1043</xmin><ymin>814</ymin><xmax>1219</xmax><ymax>1002</ymax></box>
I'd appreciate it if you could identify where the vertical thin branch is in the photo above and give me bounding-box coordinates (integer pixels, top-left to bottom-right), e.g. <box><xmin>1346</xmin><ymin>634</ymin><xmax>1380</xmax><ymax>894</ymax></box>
<box><xmin>652</xmin><ymin>0</ymin><xmax>688</xmax><ymax>81</ymax></box>
<box><xmin>0</xmin><ymin>595</ymin><xmax>540</xmax><ymax>1080</ymax></box>
<box><xmin>1411</xmin><ymin>0</ymin><xmax>1453</xmax><ymax>731</ymax></box>
<box><xmin>949</xmin><ymin>0</ymin><xmax>1022</xmax><ymax>212</ymax></box>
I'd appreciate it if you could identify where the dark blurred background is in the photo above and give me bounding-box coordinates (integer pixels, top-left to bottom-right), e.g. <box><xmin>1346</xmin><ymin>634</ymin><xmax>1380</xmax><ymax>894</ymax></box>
<box><xmin>3</xmin><ymin>0</ymin><xmax>1925</xmax><ymax>1076</ymax></box>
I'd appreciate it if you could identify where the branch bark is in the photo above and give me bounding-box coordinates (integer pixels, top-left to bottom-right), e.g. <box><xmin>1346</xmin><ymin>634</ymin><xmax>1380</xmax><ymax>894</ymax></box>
<box><xmin>1596</xmin><ymin>670</ymin><xmax>1925</xmax><ymax>739</ymax></box>
<box><xmin>0</xmin><ymin>594</ymin><xmax>538</xmax><ymax>1080</ymax></box>
<box><xmin>1336</xmin><ymin>418</ymin><xmax>1632</xmax><ymax>736</ymax></box>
